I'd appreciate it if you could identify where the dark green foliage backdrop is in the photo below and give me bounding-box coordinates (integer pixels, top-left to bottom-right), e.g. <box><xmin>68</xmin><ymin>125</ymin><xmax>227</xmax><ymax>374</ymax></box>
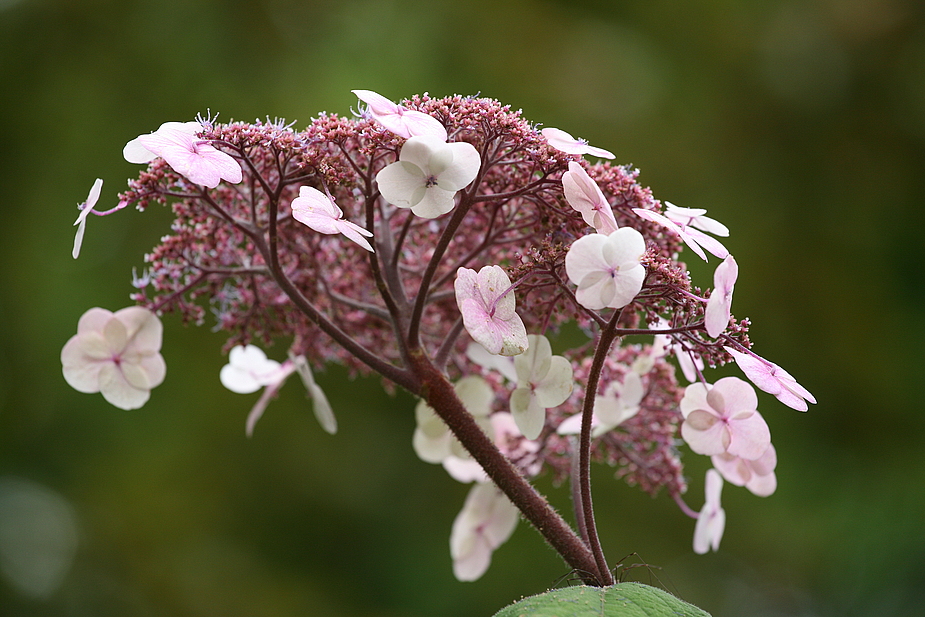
<box><xmin>1</xmin><ymin>0</ymin><xmax>923</xmax><ymax>615</ymax></box>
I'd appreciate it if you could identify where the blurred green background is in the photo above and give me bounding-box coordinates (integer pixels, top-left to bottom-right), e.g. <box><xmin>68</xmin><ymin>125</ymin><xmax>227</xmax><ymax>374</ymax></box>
<box><xmin>1</xmin><ymin>0</ymin><xmax>923</xmax><ymax>615</ymax></box>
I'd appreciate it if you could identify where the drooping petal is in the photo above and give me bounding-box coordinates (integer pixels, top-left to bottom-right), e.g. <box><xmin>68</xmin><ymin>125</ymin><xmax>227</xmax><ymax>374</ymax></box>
<box><xmin>450</xmin><ymin>483</ymin><xmax>519</xmax><ymax>581</ymax></box>
<box><xmin>562</xmin><ymin>162</ymin><xmax>618</xmax><ymax>234</ymax></box>
<box><xmin>541</xmin><ymin>127</ymin><xmax>615</xmax><ymax>158</ymax></box>
<box><xmin>693</xmin><ymin>469</ymin><xmax>725</xmax><ymax>554</ymax></box>
<box><xmin>704</xmin><ymin>255</ymin><xmax>738</xmax><ymax>338</ymax></box>
<box><xmin>72</xmin><ymin>178</ymin><xmax>103</xmax><ymax>259</ymax></box>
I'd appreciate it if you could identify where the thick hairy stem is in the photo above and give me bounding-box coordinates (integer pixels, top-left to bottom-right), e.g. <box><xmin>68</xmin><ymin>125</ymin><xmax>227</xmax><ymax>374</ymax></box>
<box><xmin>410</xmin><ymin>353</ymin><xmax>605</xmax><ymax>585</ymax></box>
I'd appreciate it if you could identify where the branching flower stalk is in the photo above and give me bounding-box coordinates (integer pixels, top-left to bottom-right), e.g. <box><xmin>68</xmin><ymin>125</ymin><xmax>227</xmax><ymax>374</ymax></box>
<box><xmin>62</xmin><ymin>91</ymin><xmax>816</xmax><ymax>586</ymax></box>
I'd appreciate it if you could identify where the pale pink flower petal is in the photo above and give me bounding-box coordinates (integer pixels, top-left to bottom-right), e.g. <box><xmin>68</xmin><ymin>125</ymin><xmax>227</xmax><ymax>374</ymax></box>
<box><xmin>290</xmin><ymin>186</ymin><xmax>374</xmax><ymax>252</ymax></box>
<box><xmin>72</xmin><ymin>178</ymin><xmax>103</xmax><ymax>259</ymax></box>
<box><xmin>562</xmin><ymin>162</ymin><xmax>619</xmax><ymax>234</ymax></box>
<box><xmin>664</xmin><ymin>202</ymin><xmax>729</xmax><ymax>237</ymax></box>
<box><xmin>705</xmin><ymin>255</ymin><xmax>738</xmax><ymax>338</ymax></box>
<box><xmin>565</xmin><ymin>228</ymin><xmax>646</xmax><ymax>310</ymax></box>
<box><xmin>712</xmin><ymin>444</ymin><xmax>777</xmax><ymax>497</ymax></box>
<box><xmin>455</xmin><ymin>266</ymin><xmax>528</xmax><ymax>357</ymax></box>
<box><xmin>450</xmin><ymin>483</ymin><xmax>519</xmax><ymax>581</ymax></box>
<box><xmin>61</xmin><ymin>307</ymin><xmax>166</xmax><ymax>410</ymax></box>
<box><xmin>541</xmin><ymin>127</ymin><xmax>615</xmax><ymax>159</ymax></box>
<box><xmin>137</xmin><ymin>128</ymin><xmax>242</xmax><ymax>188</ymax></box>
<box><xmin>693</xmin><ymin>469</ymin><xmax>725</xmax><ymax>554</ymax></box>
<box><xmin>633</xmin><ymin>207</ymin><xmax>728</xmax><ymax>261</ymax></box>
<box><xmin>352</xmin><ymin>89</ymin><xmax>447</xmax><ymax>140</ymax></box>
<box><xmin>123</xmin><ymin>121</ymin><xmax>203</xmax><ymax>164</ymax></box>
<box><xmin>725</xmin><ymin>347</ymin><xmax>816</xmax><ymax>412</ymax></box>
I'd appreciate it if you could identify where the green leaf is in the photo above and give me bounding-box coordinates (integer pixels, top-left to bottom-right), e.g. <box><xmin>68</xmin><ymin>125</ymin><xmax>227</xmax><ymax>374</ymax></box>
<box><xmin>492</xmin><ymin>582</ymin><xmax>712</xmax><ymax>617</ymax></box>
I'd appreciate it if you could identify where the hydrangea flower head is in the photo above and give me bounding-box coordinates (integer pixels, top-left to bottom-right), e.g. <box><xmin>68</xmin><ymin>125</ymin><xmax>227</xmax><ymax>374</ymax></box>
<box><xmin>290</xmin><ymin>186</ymin><xmax>374</xmax><ymax>252</ymax></box>
<box><xmin>562</xmin><ymin>162</ymin><xmax>619</xmax><ymax>234</ymax></box>
<box><xmin>352</xmin><ymin>89</ymin><xmax>448</xmax><ymax>140</ymax></box>
<box><xmin>680</xmin><ymin>376</ymin><xmax>770</xmax><ymax>459</ymax></box>
<box><xmin>541</xmin><ymin>127</ymin><xmax>614</xmax><ymax>159</ymax></box>
<box><xmin>693</xmin><ymin>469</ymin><xmax>726</xmax><ymax>554</ymax></box>
<box><xmin>61</xmin><ymin>307</ymin><xmax>166</xmax><ymax>410</ymax></box>
<box><xmin>137</xmin><ymin>127</ymin><xmax>242</xmax><ymax>188</ymax></box>
<box><xmin>565</xmin><ymin>228</ymin><xmax>647</xmax><ymax>310</ymax></box>
<box><xmin>455</xmin><ymin>266</ymin><xmax>528</xmax><ymax>357</ymax></box>
<box><xmin>376</xmin><ymin>136</ymin><xmax>481</xmax><ymax>218</ymax></box>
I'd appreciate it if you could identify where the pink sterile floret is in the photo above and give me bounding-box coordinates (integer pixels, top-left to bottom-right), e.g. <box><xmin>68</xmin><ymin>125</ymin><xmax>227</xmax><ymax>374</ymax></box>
<box><xmin>352</xmin><ymin>89</ymin><xmax>448</xmax><ymax>141</ymax></box>
<box><xmin>562</xmin><ymin>161</ymin><xmax>619</xmax><ymax>234</ymax></box>
<box><xmin>680</xmin><ymin>376</ymin><xmax>770</xmax><ymax>460</ymax></box>
<box><xmin>137</xmin><ymin>127</ymin><xmax>242</xmax><ymax>188</ymax></box>
<box><xmin>290</xmin><ymin>186</ymin><xmax>374</xmax><ymax>252</ymax></box>
<box><xmin>704</xmin><ymin>254</ymin><xmax>738</xmax><ymax>338</ymax></box>
<box><xmin>725</xmin><ymin>347</ymin><xmax>816</xmax><ymax>412</ymax></box>
<box><xmin>61</xmin><ymin>307</ymin><xmax>166</xmax><ymax>410</ymax></box>
<box><xmin>541</xmin><ymin>127</ymin><xmax>615</xmax><ymax>159</ymax></box>
<box><xmin>454</xmin><ymin>265</ymin><xmax>528</xmax><ymax>357</ymax></box>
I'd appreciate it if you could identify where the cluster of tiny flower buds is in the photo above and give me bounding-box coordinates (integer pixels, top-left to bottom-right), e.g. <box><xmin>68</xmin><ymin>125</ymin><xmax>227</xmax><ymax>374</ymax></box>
<box><xmin>64</xmin><ymin>90</ymin><xmax>815</xmax><ymax>580</ymax></box>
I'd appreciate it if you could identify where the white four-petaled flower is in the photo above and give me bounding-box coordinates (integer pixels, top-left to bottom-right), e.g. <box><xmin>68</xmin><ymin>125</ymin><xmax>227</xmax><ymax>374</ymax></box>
<box><xmin>565</xmin><ymin>228</ymin><xmax>647</xmax><ymax>310</ymax></box>
<box><xmin>541</xmin><ymin>127</ymin><xmax>615</xmax><ymax>159</ymax></box>
<box><xmin>562</xmin><ymin>162</ymin><xmax>619</xmax><ymax>234</ymax></box>
<box><xmin>61</xmin><ymin>307</ymin><xmax>166</xmax><ymax>410</ymax></box>
<box><xmin>455</xmin><ymin>265</ymin><xmax>528</xmax><ymax>357</ymax></box>
<box><xmin>376</xmin><ymin>136</ymin><xmax>481</xmax><ymax>218</ymax></box>
<box><xmin>352</xmin><ymin>89</ymin><xmax>448</xmax><ymax>140</ymax></box>
<box><xmin>137</xmin><ymin>126</ymin><xmax>242</xmax><ymax>188</ymax></box>
<box><xmin>290</xmin><ymin>186</ymin><xmax>374</xmax><ymax>252</ymax></box>
<box><xmin>509</xmin><ymin>335</ymin><xmax>574</xmax><ymax>440</ymax></box>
